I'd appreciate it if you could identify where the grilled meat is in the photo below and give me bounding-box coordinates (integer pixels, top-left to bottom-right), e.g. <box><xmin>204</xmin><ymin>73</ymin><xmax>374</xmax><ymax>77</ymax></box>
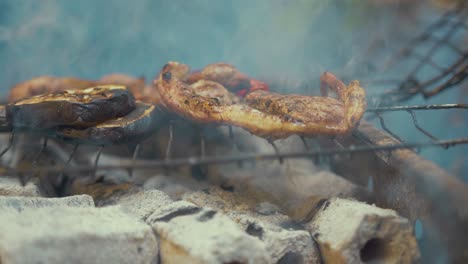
<box><xmin>186</xmin><ymin>63</ymin><xmax>251</xmax><ymax>93</ymax></box>
<box><xmin>8</xmin><ymin>76</ymin><xmax>96</xmax><ymax>103</ymax></box>
<box><xmin>6</xmin><ymin>85</ymin><xmax>136</xmax><ymax>129</ymax></box>
<box><xmin>98</xmin><ymin>74</ymin><xmax>147</xmax><ymax>102</ymax></box>
<box><xmin>245</xmin><ymin>71</ymin><xmax>367</xmax><ymax>134</ymax></box>
<box><xmin>245</xmin><ymin>90</ymin><xmax>346</xmax><ymax>128</ymax></box>
<box><xmin>155</xmin><ymin>61</ymin><xmax>366</xmax><ymax>139</ymax></box>
<box><xmin>8</xmin><ymin>74</ymin><xmax>156</xmax><ymax>104</ymax></box>
<box><xmin>190</xmin><ymin>80</ymin><xmax>240</xmax><ymax>105</ymax></box>
<box><xmin>185</xmin><ymin>63</ymin><xmax>269</xmax><ymax>96</ymax></box>
<box><xmin>56</xmin><ymin>102</ymin><xmax>161</xmax><ymax>145</ymax></box>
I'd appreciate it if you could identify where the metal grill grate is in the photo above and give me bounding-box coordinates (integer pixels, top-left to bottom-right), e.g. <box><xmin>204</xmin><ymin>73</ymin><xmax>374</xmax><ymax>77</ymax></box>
<box><xmin>0</xmin><ymin>103</ymin><xmax>466</xmax><ymax>175</ymax></box>
<box><xmin>0</xmin><ymin>5</ymin><xmax>466</xmax><ymax>176</ymax></box>
<box><xmin>365</xmin><ymin>4</ymin><xmax>468</xmax><ymax>105</ymax></box>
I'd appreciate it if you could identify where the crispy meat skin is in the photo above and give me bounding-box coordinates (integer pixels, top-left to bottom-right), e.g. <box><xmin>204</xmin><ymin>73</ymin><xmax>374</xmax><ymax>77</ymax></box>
<box><xmin>8</xmin><ymin>76</ymin><xmax>95</xmax><ymax>103</ymax></box>
<box><xmin>8</xmin><ymin>74</ymin><xmax>158</xmax><ymax>104</ymax></box>
<box><xmin>56</xmin><ymin>102</ymin><xmax>160</xmax><ymax>145</ymax></box>
<box><xmin>245</xmin><ymin>74</ymin><xmax>367</xmax><ymax>132</ymax></box>
<box><xmin>190</xmin><ymin>80</ymin><xmax>240</xmax><ymax>105</ymax></box>
<box><xmin>99</xmin><ymin>74</ymin><xmax>147</xmax><ymax>101</ymax></box>
<box><xmin>245</xmin><ymin>91</ymin><xmax>345</xmax><ymax>125</ymax></box>
<box><xmin>6</xmin><ymin>85</ymin><xmax>136</xmax><ymax>129</ymax></box>
<box><xmin>185</xmin><ymin>63</ymin><xmax>251</xmax><ymax>93</ymax></box>
<box><xmin>154</xmin><ymin>62</ymin><xmax>367</xmax><ymax>139</ymax></box>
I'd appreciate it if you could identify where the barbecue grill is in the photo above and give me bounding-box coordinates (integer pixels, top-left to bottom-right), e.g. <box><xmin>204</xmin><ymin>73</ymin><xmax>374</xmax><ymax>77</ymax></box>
<box><xmin>1</xmin><ymin>2</ymin><xmax>467</xmax><ymax>263</ymax></box>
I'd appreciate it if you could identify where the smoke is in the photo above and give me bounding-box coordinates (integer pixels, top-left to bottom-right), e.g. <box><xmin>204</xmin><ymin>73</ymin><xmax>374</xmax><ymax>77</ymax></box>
<box><xmin>0</xmin><ymin>0</ymin><xmax>426</xmax><ymax>92</ymax></box>
<box><xmin>1</xmin><ymin>1</ymin><xmax>465</xmax><ymax>261</ymax></box>
<box><xmin>1</xmin><ymin>0</ymin><xmax>464</xmax><ymax>193</ymax></box>
<box><xmin>1</xmin><ymin>2</ymin><xmax>464</xmax><ymax>176</ymax></box>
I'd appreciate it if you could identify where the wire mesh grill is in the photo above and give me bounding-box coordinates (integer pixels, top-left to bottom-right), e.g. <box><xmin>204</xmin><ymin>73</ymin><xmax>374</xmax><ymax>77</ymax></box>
<box><xmin>366</xmin><ymin>4</ymin><xmax>468</xmax><ymax>105</ymax></box>
<box><xmin>0</xmin><ymin>103</ymin><xmax>466</xmax><ymax>176</ymax></box>
<box><xmin>0</xmin><ymin>4</ymin><xmax>465</xmax><ymax>180</ymax></box>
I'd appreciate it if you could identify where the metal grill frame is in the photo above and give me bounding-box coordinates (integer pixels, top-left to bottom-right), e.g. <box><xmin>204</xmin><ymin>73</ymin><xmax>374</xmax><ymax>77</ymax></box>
<box><xmin>363</xmin><ymin>3</ymin><xmax>468</xmax><ymax>106</ymax></box>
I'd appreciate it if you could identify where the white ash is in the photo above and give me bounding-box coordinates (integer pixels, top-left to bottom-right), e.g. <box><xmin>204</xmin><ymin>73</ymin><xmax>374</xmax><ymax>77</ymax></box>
<box><xmin>184</xmin><ymin>188</ymin><xmax>320</xmax><ymax>263</ymax></box>
<box><xmin>107</xmin><ymin>189</ymin><xmax>173</xmax><ymax>221</ymax></box>
<box><xmin>0</xmin><ymin>194</ymin><xmax>94</xmax><ymax>211</ymax></box>
<box><xmin>184</xmin><ymin>188</ymin><xmax>290</xmax><ymax>226</ymax></box>
<box><xmin>145</xmin><ymin>200</ymin><xmax>202</xmax><ymax>225</ymax></box>
<box><xmin>0</xmin><ymin>177</ymin><xmax>41</xmax><ymax>197</ymax></box>
<box><xmin>143</xmin><ymin>174</ymin><xmax>194</xmax><ymax>200</ymax></box>
<box><xmin>0</xmin><ymin>205</ymin><xmax>158</xmax><ymax>264</ymax></box>
<box><xmin>152</xmin><ymin>207</ymin><xmax>271</xmax><ymax>264</ymax></box>
<box><xmin>306</xmin><ymin>197</ymin><xmax>420</xmax><ymax>264</ymax></box>
<box><xmin>229</xmin><ymin>212</ymin><xmax>319</xmax><ymax>263</ymax></box>
<box><xmin>254</xmin><ymin>202</ymin><xmax>282</xmax><ymax>215</ymax></box>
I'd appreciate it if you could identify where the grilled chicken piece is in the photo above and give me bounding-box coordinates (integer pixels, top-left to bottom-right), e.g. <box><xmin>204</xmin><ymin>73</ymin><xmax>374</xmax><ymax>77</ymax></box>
<box><xmin>8</xmin><ymin>76</ymin><xmax>96</xmax><ymax>103</ymax></box>
<box><xmin>6</xmin><ymin>85</ymin><xmax>136</xmax><ymax>129</ymax></box>
<box><xmin>186</xmin><ymin>63</ymin><xmax>251</xmax><ymax>92</ymax></box>
<box><xmin>56</xmin><ymin>102</ymin><xmax>161</xmax><ymax>145</ymax></box>
<box><xmin>98</xmin><ymin>74</ymin><xmax>147</xmax><ymax>101</ymax></box>
<box><xmin>245</xmin><ymin>90</ymin><xmax>346</xmax><ymax>128</ymax></box>
<box><xmin>155</xmin><ymin>61</ymin><xmax>366</xmax><ymax>139</ymax></box>
<box><xmin>190</xmin><ymin>80</ymin><xmax>240</xmax><ymax>105</ymax></box>
<box><xmin>8</xmin><ymin>74</ymin><xmax>157</xmax><ymax>104</ymax></box>
<box><xmin>245</xmin><ymin>72</ymin><xmax>367</xmax><ymax>134</ymax></box>
<box><xmin>185</xmin><ymin>63</ymin><xmax>269</xmax><ymax>96</ymax></box>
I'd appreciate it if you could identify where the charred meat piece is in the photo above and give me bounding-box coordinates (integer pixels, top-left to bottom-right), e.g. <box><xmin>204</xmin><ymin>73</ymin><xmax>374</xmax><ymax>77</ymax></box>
<box><xmin>185</xmin><ymin>63</ymin><xmax>269</xmax><ymax>96</ymax></box>
<box><xmin>155</xmin><ymin>61</ymin><xmax>366</xmax><ymax>139</ymax></box>
<box><xmin>8</xmin><ymin>74</ymin><xmax>156</xmax><ymax>104</ymax></box>
<box><xmin>6</xmin><ymin>85</ymin><xmax>136</xmax><ymax>129</ymax></box>
<box><xmin>245</xmin><ymin>90</ymin><xmax>346</xmax><ymax>127</ymax></box>
<box><xmin>98</xmin><ymin>74</ymin><xmax>154</xmax><ymax>103</ymax></box>
<box><xmin>186</xmin><ymin>63</ymin><xmax>250</xmax><ymax>92</ymax></box>
<box><xmin>244</xmin><ymin>75</ymin><xmax>367</xmax><ymax>135</ymax></box>
<box><xmin>8</xmin><ymin>76</ymin><xmax>96</xmax><ymax>103</ymax></box>
<box><xmin>99</xmin><ymin>74</ymin><xmax>160</xmax><ymax>105</ymax></box>
<box><xmin>55</xmin><ymin>102</ymin><xmax>161</xmax><ymax>145</ymax></box>
<box><xmin>190</xmin><ymin>80</ymin><xmax>240</xmax><ymax>105</ymax></box>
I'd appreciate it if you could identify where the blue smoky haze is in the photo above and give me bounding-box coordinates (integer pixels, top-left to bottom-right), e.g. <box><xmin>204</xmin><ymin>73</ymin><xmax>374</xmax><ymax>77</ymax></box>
<box><xmin>0</xmin><ymin>1</ymin><xmax>465</xmax><ymax>177</ymax></box>
<box><xmin>0</xmin><ymin>1</ymin><xmax>466</xmax><ymax>262</ymax></box>
<box><xmin>0</xmin><ymin>0</ymin><xmax>425</xmax><ymax>90</ymax></box>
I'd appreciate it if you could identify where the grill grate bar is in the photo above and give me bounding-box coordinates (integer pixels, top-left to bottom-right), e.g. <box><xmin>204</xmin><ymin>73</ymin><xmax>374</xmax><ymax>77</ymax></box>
<box><xmin>375</xmin><ymin>112</ymin><xmax>404</xmax><ymax>142</ymax></box>
<box><xmin>200</xmin><ymin>128</ymin><xmax>206</xmax><ymax>158</ymax></box>
<box><xmin>0</xmin><ymin>103</ymin><xmax>465</xmax><ymax>176</ymax></box>
<box><xmin>366</xmin><ymin>103</ymin><xmax>468</xmax><ymax>112</ymax></box>
<box><xmin>406</xmin><ymin>110</ymin><xmax>442</xmax><ymax>143</ymax></box>
<box><xmin>267</xmin><ymin>139</ymin><xmax>283</xmax><ymax>163</ymax></box>
<box><xmin>383</xmin><ymin>6</ymin><xmax>461</xmax><ymax>70</ymax></box>
<box><xmin>374</xmin><ymin>4</ymin><xmax>468</xmax><ymax>105</ymax></box>
<box><xmin>410</xmin><ymin>51</ymin><xmax>449</xmax><ymax>73</ymax></box>
<box><xmin>381</xmin><ymin>54</ymin><xmax>468</xmax><ymax>103</ymax></box>
<box><xmin>366</xmin><ymin>103</ymin><xmax>467</xmax><ymax>147</ymax></box>
<box><xmin>93</xmin><ymin>146</ymin><xmax>104</xmax><ymax>179</ymax></box>
<box><xmin>0</xmin><ymin>132</ymin><xmax>14</xmax><ymax>158</ymax></box>
<box><xmin>32</xmin><ymin>138</ymin><xmax>48</xmax><ymax>165</ymax></box>
<box><xmin>57</xmin><ymin>144</ymin><xmax>79</xmax><ymax>180</ymax></box>
<box><xmin>300</xmin><ymin>136</ymin><xmax>310</xmax><ymax>151</ymax></box>
<box><xmin>129</xmin><ymin>143</ymin><xmax>140</xmax><ymax>178</ymax></box>
<box><xmin>165</xmin><ymin>122</ymin><xmax>174</xmax><ymax>160</ymax></box>
<box><xmin>2</xmin><ymin>138</ymin><xmax>467</xmax><ymax>175</ymax></box>
<box><xmin>423</xmin><ymin>63</ymin><xmax>468</xmax><ymax>98</ymax></box>
<box><xmin>66</xmin><ymin>144</ymin><xmax>79</xmax><ymax>165</ymax></box>
<box><xmin>428</xmin><ymin>37</ymin><xmax>465</xmax><ymax>56</ymax></box>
